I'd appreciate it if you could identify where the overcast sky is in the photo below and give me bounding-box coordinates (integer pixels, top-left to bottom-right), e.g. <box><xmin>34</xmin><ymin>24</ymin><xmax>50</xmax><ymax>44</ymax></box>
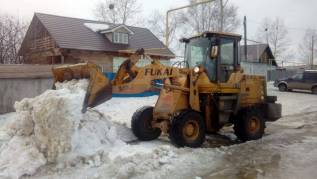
<box><xmin>1</xmin><ymin>0</ymin><xmax>317</xmax><ymax>61</ymax></box>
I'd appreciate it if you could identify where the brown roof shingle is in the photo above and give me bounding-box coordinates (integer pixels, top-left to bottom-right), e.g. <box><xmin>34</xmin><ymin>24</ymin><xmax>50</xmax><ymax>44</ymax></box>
<box><xmin>34</xmin><ymin>13</ymin><xmax>175</xmax><ymax>58</ymax></box>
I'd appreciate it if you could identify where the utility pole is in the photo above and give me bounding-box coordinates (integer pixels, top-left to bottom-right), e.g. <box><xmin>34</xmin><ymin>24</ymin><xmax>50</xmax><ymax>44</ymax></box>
<box><xmin>220</xmin><ymin>0</ymin><xmax>224</xmax><ymax>31</ymax></box>
<box><xmin>312</xmin><ymin>35</ymin><xmax>314</xmax><ymax>69</ymax></box>
<box><xmin>165</xmin><ymin>0</ymin><xmax>215</xmax><ymax>47</ymax></box>
<box><xmin>243</xmin><ymin>16</ymin><xmax>247</xmax><ymax>61</ymax></box>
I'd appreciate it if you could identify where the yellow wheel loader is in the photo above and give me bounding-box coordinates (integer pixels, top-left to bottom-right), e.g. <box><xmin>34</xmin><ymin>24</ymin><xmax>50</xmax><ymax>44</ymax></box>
<box><xmin>52</xmin><ymin>32</ymin><xmax>282</xmax><ymax>148</ymax></box>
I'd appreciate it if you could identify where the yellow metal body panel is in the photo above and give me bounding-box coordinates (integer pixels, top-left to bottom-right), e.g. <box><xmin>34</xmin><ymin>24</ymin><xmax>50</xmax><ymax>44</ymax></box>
<box><xmin>52</xmin><ymin>52</ymin><xmax>267</xmax><ymax>134</ymax></box>
<box><xmin>154</xmin><ymin>75</ymin><xmax>189</xmax><ymax>120</ymax></box>
<box><xmin>239</xmin><ymin>75</ymin><xmax>266</xmax><ymax>107</ymax></box>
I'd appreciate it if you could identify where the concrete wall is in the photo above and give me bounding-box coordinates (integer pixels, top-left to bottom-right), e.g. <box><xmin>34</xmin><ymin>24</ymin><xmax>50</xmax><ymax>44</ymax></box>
<box><xmin>0</xmin><ymin>78</ymin><xmax>53</xmax><ymax>114</ymax></box>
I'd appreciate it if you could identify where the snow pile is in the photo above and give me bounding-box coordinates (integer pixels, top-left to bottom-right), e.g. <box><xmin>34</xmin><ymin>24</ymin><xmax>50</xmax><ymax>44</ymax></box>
<box><xmin>0</xmin><ymin>136</ymin><xmax>46</xmax><ymax>179</ymax></box>
<box><xmin>0</xmin><ymin>79</ymin><xmax>128</xmax><ymax>178</ymax></box>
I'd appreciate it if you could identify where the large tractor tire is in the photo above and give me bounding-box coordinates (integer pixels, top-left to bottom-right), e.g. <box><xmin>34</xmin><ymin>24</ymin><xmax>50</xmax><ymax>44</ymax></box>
<box><xmin>234</xmin><ymin>108</ymin><xmax>265</xmax><ymax>141</ymax></box>
<box><xmin>131</xmin><ymin>106</ymin><xmax>161</xmax><ymax>141</ymax></box>
<box><xmin>312</xmin><ymin>86</ymin><xmax>317</xmax><ymax>95</ymax></box>
<box><xmin>169</xmin><ymin>110</ymin><xmax>206</xmax><ymax>148</ymax></box>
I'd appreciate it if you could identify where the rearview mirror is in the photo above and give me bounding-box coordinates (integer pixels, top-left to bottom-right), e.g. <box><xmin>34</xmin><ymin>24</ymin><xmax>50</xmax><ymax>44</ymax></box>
<box><xmin>210</xmin><ymin>46</ymin><xmax>218</xmax><ymax>59</ymax></box>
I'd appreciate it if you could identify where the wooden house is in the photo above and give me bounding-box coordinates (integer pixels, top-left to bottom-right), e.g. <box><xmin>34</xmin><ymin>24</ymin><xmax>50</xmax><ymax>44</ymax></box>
<box><xmin>18</xmin><ymin>13</ymin><xmax>175</xmax><ymax>72</ymax></box>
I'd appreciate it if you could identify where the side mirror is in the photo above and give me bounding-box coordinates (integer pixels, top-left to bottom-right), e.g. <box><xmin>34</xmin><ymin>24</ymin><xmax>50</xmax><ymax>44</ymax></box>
<box><xmin>210</xmin><ymin>46</ymin><xmax>219</xmax><ymax>59</ymax></box>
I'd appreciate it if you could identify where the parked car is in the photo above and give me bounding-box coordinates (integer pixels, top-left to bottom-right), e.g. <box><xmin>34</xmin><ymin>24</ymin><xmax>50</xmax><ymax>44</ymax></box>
<box><xmin>274</xmin><ymin>70</ymin><xmax>317</xmax><ymax>94</ymax></box>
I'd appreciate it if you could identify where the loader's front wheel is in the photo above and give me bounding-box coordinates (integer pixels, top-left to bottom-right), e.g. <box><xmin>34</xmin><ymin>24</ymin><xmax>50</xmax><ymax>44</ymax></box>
<box><xmin>169</xmin><ymin>110</ymin><xmax>206</xmax><ymax>148</ymax></box>
<box><xmin>132</xmin><ymin>106</ymin><xmax>161</xmax><ymax>141</ymax></box>
<box><xmin>234</xmin><ymin>108</ymin><xmax>265</xmax><ymax>141</ymax></box>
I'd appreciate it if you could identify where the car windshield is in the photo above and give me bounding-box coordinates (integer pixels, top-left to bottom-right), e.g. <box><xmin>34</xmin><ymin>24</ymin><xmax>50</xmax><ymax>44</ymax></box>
<box><xmin>185</xmin><ymin>38</ymin><xmax>211</xmax><ymax>68</ymax></box>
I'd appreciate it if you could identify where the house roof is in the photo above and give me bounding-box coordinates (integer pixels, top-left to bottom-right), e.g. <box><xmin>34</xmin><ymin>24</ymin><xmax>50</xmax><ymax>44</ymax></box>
<box><xmin>99</xmin><ymin>24</ymin><xmax>135</xmax><ymax>34</ymax></box>
<box><xmin>240</xmin><ymin>44</ymin><xmax>276</xmax><ymax>66</ymax></box>
<box><xmin>32</xmin><ymin>13</ymin><xmax>175</xmax><ymax>58</ymax></box>
<box><xmin>190</xmin><ymin>31</ymin><xmax>242</xmax><ymax>40</ymax></box>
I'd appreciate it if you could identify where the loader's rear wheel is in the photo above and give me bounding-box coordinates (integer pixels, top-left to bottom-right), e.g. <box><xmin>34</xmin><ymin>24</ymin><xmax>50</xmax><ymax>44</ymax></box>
<box><xmin>169</xmin><ymin>110</ymin><xmax>206</xmax><ymax>148</ymax></box>
<box><xmin>131</xmin><ymin>106</ymin><xmax>161</xmax><ymax>141</ymax></box>
<box><xmin>234</xmin><ymin>108</ymin><xmax>265</xmax><ymax>141</ymax></box>
<box><xmin>312</xmin><ymin>86</ymin><xmax>317</xmax><ymax>95</ymax></box>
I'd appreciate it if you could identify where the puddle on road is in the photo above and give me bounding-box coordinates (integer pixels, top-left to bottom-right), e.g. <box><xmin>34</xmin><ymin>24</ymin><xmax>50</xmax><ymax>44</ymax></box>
<box><xmin>204</xmin><ymin>134</ymin><xmax>240</xmax><ymax>148</ymax></box>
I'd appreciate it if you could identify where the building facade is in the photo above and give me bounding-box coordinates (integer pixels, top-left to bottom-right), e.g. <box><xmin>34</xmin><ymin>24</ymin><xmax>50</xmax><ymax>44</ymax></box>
<box><xmin>19</xmin><ymin>13</ymin><xmax>175</xmax><ymax>72</ymax></box>
<box><xmin>240</xmin><ymin>44</ymin><xmax>277</xmax><ymax>80</ymax></box>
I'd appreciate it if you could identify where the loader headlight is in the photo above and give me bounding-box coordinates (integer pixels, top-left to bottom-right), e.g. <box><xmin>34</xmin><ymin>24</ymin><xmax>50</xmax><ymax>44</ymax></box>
<box><xmin>194</xmin><ymin>66</ymin><xmax>200</xmax><ymax>73</ymax></box>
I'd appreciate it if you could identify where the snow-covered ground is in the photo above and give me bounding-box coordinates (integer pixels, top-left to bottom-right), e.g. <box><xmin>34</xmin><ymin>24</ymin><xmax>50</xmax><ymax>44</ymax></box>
<box><xmin>267</xmin><ymin>82</ymin><xmax>317</xmax><ymax>116</ymax></box>
<box><xmin>0</xmin><ymin>82</ymin><xmax>317</xmax><ymax>179</ymax></box>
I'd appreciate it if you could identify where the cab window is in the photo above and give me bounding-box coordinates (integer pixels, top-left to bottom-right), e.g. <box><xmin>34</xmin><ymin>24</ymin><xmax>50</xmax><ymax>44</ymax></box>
<box><xmin>220</xmin><ymin>39</ymin><xmax>234</xmax><ymax>65</ymax></box>
<box><xmin>186</xmin><ymin>38</ymin><xmax>211</xmax><ymax>68</ymax></box>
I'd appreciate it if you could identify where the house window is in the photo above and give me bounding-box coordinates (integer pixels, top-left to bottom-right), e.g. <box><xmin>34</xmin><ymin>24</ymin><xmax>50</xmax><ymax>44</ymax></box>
<box><xmin>113</xmin><ymin>32</ymin><xmax>129</xmax><ymax>44</ymax></box>
<box><xmin>113</xmin><ymin>57</ymin><xmax>126</xmax><ymax>72</ymax></box>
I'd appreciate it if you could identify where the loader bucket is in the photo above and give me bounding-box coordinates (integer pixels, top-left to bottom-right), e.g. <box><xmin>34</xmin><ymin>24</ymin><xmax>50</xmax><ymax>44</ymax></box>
<box><xmin>52</xmin><ymin>63</ymin><xmax>112</xmax><ymax>112</ymax></box>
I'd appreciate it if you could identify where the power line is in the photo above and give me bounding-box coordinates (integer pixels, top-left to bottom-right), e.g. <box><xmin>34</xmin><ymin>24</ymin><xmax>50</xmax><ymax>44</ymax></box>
<box><xmin>247</xmin><ymin>18</ymin><xmax>316</xmax><ymax>32</ymax></box>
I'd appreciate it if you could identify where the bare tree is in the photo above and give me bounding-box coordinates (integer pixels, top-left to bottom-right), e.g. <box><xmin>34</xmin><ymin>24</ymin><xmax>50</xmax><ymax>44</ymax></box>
<box><xmin>256</xmin><ymin>17</ymin><xmax>289</xmax><ymax>60</ymax></box>
<box><xmin>94</xmin><ymin>0</ymin><xmax>142</xmax><ymax>25</ymax></box>
<box><xmin>299</xmin><ymin>28</ymin><xmax>317</xmax><ymax>66</ymax></box>
<box><xmin>183</xmin><ymin>0</ymin><xmax>240</xmax><ymax>34</ymax></box>
<box><xmin>0</xmin><ymin>14</ymin><xmax>27</xmax><ymax>64</ymax></box>
<box><xmin>146</xmin><ymin>10</ymin><xmax>185</xmax><ymax>48</ymax></box>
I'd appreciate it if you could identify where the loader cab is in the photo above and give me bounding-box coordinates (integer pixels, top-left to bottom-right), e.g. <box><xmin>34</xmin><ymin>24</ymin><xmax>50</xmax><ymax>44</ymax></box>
<box><xmin>182</xmin><ymin>32</ymin><xmax>241</xmax><ymax>83</ymax></box>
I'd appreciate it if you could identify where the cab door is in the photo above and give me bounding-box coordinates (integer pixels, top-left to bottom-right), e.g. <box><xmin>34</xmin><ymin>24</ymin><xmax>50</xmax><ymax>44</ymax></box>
<box><xmin>218</xmin><ymin>38</ymin><xmax>237</xmax><ymax>83</ymax></box>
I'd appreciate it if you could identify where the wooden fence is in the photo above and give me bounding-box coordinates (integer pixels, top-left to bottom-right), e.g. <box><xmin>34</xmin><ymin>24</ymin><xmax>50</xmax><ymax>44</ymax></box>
<box><xmin>0</xmin><ymin>64</ymin><xmax>55</xmax><ymax>79</ymax></box>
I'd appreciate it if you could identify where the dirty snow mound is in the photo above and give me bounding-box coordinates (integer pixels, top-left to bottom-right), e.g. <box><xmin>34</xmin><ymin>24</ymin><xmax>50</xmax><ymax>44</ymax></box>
<box><xmin>0</xmin><ymin>136</ymin><xmax>46</xmax><ymax>179</ymax></box>
<box><xmin>0</xmin><ymin>79</ymin><xmax>130</xmax><ymax>178</ymax></box>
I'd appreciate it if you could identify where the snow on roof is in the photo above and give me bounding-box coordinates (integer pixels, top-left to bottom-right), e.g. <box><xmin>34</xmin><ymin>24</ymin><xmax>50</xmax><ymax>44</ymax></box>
<box><xmin>99</xmin><ymin>24</ymin><xmax>134</xmax><ymax>35</ymax></box>
<box><xmin>84</xmin><ymin>23</ymin><xmax>110</xmax><ymax>32</ymax></box>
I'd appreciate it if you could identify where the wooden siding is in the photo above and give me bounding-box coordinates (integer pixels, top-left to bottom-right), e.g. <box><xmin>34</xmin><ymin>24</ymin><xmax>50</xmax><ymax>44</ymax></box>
<box><xmin>30</xmin><ymin>36</ymin><xmax>55</xmax><ymax>51</ymax></box>
<box><xmin>64</xmin><ymin>50</ymin><xmax>113</xmax><ymax>72</ymax></box>
<box><xmin>19</xmin><ymin>16</ymin><xmax>57</xmax><ymax>57</ymax></box>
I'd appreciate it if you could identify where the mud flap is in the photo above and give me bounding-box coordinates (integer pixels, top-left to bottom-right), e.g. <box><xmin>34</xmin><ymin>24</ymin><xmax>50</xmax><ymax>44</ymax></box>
<box><xmin>264</xmin><ymin>103</ymin><xmax>282</xmax><ymax>122</ymax></box>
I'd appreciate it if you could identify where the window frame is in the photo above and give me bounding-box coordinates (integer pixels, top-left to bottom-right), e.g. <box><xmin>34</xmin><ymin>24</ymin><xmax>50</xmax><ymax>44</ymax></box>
<box><xmin>220</xmin><ymin>38</ymin><xmax>235</xmax><ymax>66</ymax></box>
<box><xmin>113</xmin><ymin>32</ymin><xmax>129</xmax><ymax>44</ymax></box>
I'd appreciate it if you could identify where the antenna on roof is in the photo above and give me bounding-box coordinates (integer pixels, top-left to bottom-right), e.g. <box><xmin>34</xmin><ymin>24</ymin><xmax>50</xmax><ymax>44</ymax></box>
<box><xmin>243</xmin><ymin>16</ymin><xmax>248</xmax><ymax>62</ymax></box>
